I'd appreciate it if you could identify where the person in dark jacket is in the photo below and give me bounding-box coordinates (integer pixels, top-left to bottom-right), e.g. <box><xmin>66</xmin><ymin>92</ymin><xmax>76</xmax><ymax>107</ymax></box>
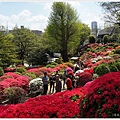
<box><xmin>55</xmin><ymin>75</ymin><xmax>62</xmax><ymax>93</ymax></box>
<box><xmin>49</xmin><ymin>74</ymin><xmax>56</xmax><ymax>93</ymax></box>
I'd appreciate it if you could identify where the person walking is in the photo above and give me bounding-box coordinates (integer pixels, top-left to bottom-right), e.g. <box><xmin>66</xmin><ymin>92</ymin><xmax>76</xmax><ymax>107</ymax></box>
<box><xmin>66</xmin><ymin>75</ymin><xmax>73</xmax><ymax>90</ymax></box>
<box><xmin>42</xmin><ymin>72</ymin><xmax>49</xmax><ymax>95</ymax></box>
<box><xmin>55</xmin><ymin>75</ymin><xmax>62</xmax><ymax>93</ymax></box>
<box><xmin>49</xmin><ymin>74</ymin><xmax>56</xmax><ymax>93</ymax></box>
<box><xmin>62</xmin><ymin>70</ymin><xmax>67</xmax><ymax>89</ymax></box>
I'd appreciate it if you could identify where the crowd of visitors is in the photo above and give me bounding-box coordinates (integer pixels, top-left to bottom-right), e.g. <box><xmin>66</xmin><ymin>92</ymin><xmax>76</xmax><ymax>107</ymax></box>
<box><xmin>42</xmin><ymin>60</ymin><xmax>84</xmax><ymax>95</ymax></box>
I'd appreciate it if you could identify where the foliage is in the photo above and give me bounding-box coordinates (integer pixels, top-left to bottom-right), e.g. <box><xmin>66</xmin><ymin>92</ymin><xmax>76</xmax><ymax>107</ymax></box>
<box><xmin>12</xmin><ymin>27</ymin><xmax>39</xmax><ymax>64</ymax></box>
<box><xmin>103</xmin><ymin>35</ymin><xmax>109</xmax><ymax>44</ymax></box>
<box><xmin>0</xmin><ymin>31</ymin><xmax>19</xmax><ymax>68</ymax></box>
<box><xmin>64</xmin><ymin>62</ymin><xmax>74</xmax><ymax>69</ymax></box>
<box><xmin>16</xmin><ymin>67</ymin><xmax>26</xmax><ymax>74</ymax></box>
<box><xmin>88</xmin><ymin>35</ymin><xmax>96</xmax><ymax>44</ymax></box>
<box><xmin>55</xmin><ymin>57</ymin><xmax>63</xmax><ymax>64</ymax></box>
<box><xmin>99</xmin><ymin>2</ymin><xmax>120</xmax><ymax>23</ymax></box>
<box><xmin>94</xmin><ymin>64</ymin><xmax>110</xmax><ymax>76</ymax></box>
<box><xmin>0</xmin><ymin>67</ymin><xmax>4</xmax><ymax>77</ymax></box>
<box><xmin>0</xmin><ymin>87</ymin><xmax>87</xmax><ymax>118</ymax></box>
<box><xmin>3</xmin><ymin>87</ymin><xmax>26</xmax><ymax>104</ymax></box>
<box><xmin>80</xmin><ymin>72</ymin><xmax>120</xmax><ymax>118</ymax></box>
<box><xmin>114</xmin><ymin>48</ymin><xmax>120</xmax><ymax>54</ymax></box>
<box><xmin>47</xmin><ymin>2</ymin><xmax>82</xmax><ymax>62</ymax></box>
<box><xmin>114</xmin><ymin>61</ymin><xmax>120</xmax><ymax>70</ymax></box>
<box><xmin>108</xmin><ymin>62</ymin><xmax>119</xmax><ymax>72</ymax></box>
<box><xmin>27</xmin><ymin>48</ymin><xmax>48</xmax><ymax>66</ymax></box>
<box><xmin>46</xmin><ymin>64</ymin><xmax>56</xmax><ymax>68</ymax></box>
<box><xmin>24</xmin><ymin>72</ymin><xmax>36</xmax><ymax>79</ymax></box>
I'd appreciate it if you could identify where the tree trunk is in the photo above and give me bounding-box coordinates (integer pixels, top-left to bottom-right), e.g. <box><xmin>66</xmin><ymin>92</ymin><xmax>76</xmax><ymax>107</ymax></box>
<box><xmin>61</xmin><ymin>49</ymin><xmax>68</xmax><ymax>62</ymax></box>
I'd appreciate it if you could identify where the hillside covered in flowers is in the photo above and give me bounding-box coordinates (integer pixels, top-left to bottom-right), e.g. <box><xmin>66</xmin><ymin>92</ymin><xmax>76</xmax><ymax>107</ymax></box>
<box><xmin>0</xmin><ymin>43</ymin><xmax>120</xmax><ymax>118</ymax></box>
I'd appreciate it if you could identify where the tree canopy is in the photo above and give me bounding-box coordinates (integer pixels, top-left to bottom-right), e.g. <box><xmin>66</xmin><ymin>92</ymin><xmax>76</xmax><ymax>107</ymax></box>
<box><xmin>47</xmin><ymin>2</ymin><xmax>81</xmax><ymax>62</ymax></box>
<box><xmin>0</xmin><ymin>32</ymin><xmax>18</xmax><ymax>68</ymax></box>
<box><xmin>12</xmin><ymin>27</ymin><xmax>39</xmax><ymax>65</ymax></box>
<box><xmin>99</xmin><ymin>2</ymin><xmax>120</xmax><ymax>23</ymax></box>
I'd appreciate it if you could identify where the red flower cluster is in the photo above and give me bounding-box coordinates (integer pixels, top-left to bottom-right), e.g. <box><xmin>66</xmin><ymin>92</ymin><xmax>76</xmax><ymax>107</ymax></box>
<box><xmin>76</xmin><ymin>72</ymin><xmax>93</xmax><ymax>86</ymax></box>
<box><xmin>0</xmin><ymin>87</ymin><xmax>88</xmax><ymax>118</ymax></box>
<box><xmin>80</xmin><ymin>71</ymin><xmax>120</xmax><ymax>118</ymax></box>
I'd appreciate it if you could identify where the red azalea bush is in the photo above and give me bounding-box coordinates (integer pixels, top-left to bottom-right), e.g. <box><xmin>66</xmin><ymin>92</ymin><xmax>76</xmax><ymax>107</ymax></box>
<box><xmin>84</xmin><ymin>68</ymin><xmax>94</xmax><ymax>75</ymax></box>
<box><xmin>0</xmin><ymin>87</ymin><xmax>87</xmax><ymax>118</ymax></box>
<box><xmin>77</xmin><ymin>72</ymin><xmax>93</xmax><ymax>86</ymax></box>
<box><xmin>80</xmin><ymin>71</ymin><xmax>120</xmax><ymax>118</ymax></box>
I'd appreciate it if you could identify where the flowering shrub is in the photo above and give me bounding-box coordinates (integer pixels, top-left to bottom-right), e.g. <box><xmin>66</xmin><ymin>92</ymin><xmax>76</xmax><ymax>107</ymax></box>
<box><xmin>0</xmin><ymin>75</ymin><xmax>29</xmax><ymax>91</ymax></box>
<box><xmin>0</xmin><ymin>87</ymin><xmax>88</xmax><ymax>118</ymax></box>
<box><xmin>28</xmin><ymin>78</ymin><xmax>43</xmax><ymax>97</ymax></box>
<box><xmin>0</xmin><ymin>94</ymin><xmax>79</xmax><ymax>118</ymax></box>
<box><xmin>2</xmin><ymin>87</ymin><xmax>26</xmax><ymax>104</ymax></box>
<box><xmin>76</xmin><ymin>72</ymin><xmax>93</xmax><ymax>86</ymax></box>
<box><xmin>80</xmin><ymin>71</ymin><xmax>120</xmax><ymax>118</ymax></box>
<box><xmin>84</xmin><ymin>68</ymin><xmax>94</xmax><ymax>75</ymax></box>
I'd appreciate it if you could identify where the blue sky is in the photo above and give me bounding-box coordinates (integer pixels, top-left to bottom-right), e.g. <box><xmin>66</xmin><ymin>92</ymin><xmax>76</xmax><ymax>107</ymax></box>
<box><xmin>0</xmin><ymin>1</ymin><xmax>105</xmax><ymax>32</ymax></box>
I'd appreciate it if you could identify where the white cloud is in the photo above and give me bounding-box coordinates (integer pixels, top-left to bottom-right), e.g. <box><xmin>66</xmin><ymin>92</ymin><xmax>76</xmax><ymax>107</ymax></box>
<box><xmin>0</xmin><ymin>9</ymin><xmax>48</xmax><ymax>31</ymax></box>
<box><xmin>43</xmin><ymin>3</ymin><xmax>52</xmax><ymax>11</ymax></box>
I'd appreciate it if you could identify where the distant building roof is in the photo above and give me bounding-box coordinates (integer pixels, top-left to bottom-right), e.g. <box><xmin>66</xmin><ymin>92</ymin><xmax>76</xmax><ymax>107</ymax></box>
<box><xmin>98</xmin><ymin>26</ymin><xmax>114</xmax><ymax>36</ymax></box>
<box><xmin>31</xmin><ymin>30</ymin><xmax>42</xmax><ymax>36</ymax></box>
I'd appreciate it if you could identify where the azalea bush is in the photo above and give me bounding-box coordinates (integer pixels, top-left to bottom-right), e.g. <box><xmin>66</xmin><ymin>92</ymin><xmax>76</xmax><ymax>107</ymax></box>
<box><xmin>0</xmin><ymin>87</ymin><xmax>88</xmax><ymax>118</ymax></box>
<box><xmin>80</xmin><ymin>71</ymin><xmax>120</xmax><ymax>118</ymax></box>
<box><xmin>0</xmin><ymin>74</ymin><xmax>29</xmax><ymax>91</ymax></box>
<box><xmin>77</xmin><ymin>72</ymin><xmax>93</xmax><ymax>86</ymax></box>
<box><xmin>2</xmin><ymin>87</ymin><xmax>26</xmax><ymax>104</ymax></box>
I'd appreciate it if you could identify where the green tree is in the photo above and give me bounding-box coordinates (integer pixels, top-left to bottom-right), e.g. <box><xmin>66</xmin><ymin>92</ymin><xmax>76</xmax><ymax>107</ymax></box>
<box><xmin>103</xmin><ymin>35</ymin><xmax>110</xmax><ymax>44</ymax></box>
<box><xmin>12</xmin><ymin>27</ymin><xmax>39</xmax><ymax>65</ymax></box>
<box><xmin>99</xmin><ymin>2</ymin><xmax>120</xmax><ymax>23</ymax></box>
<box><xmin>88</xmin><ymin>35</ymin><xmax>96</xmax><ymax>44</ymax></box>
<box><xmin>0</xmin><ymin>32</ymin><xmax>18</xmax><ymax>68</ymax></box>
<box><xmin>47</xmin><ymin>2</ymin><xmax>80</xmax><ymax>62</ymax></box>
<box><xmin>79</xmin><ymin>24</ymin><xmax>90</xmax><ymax>46</ymax></box>
<box><xmin>27</xmin><ymin>47</ymin><xmax>48</xmax><ymax>66</ymax></box>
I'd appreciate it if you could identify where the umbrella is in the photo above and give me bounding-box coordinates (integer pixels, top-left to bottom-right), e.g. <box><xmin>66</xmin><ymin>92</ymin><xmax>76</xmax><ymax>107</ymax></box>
<box><xmin>74</xmin><ymin>70</ymin><xmax>84</xmax><ymax>76</ymax></box>
<box><xmin>66</xmin><ymin>67</ymin><xmax>73</xmax><ymax>72</ymax></box>
<box><xmin>74</xmin><ymin>64</ymin><xmax>79</xmax><ymax>67</ymax></box>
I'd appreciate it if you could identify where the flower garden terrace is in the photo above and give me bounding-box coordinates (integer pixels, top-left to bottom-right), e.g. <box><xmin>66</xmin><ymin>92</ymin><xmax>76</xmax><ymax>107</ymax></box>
<box><xmin>0</xmin><ymin>71</ymin><xmax>120</xmax><ymax>118</ymax></box>
<box><xmin>0</xmin><ymin>42</ymin><xmax>120</xmax><ymax>118</ymax></box>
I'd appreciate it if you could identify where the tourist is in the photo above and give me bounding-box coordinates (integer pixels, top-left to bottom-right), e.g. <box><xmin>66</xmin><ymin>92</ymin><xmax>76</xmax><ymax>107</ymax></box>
<box><xmin>62</xmin><ymin>70</ymin><xmax>67</xmax><ymax>89</ymax></box>
<box><xmin>55</xmin><ymin>75</ymin><xmax>62</xmax><ymax>93</ymax></box>
<box><xmin>66</xmin><ymin>75</ymin><xmax>73</xmax><ymax>90</ymax></box>
<box><xmin>42</xmin><ymin>72</ymin><xmax>49</xmax><ymax>95</ymax></box>
<box><xmin>55</xmin><ymin>70</ymin><xmax>60</xmax><ymax>77</ymax></box>
<box><xmin>67</xmin><ymin>71</ymin><xmax>75</xmax><ymax>88</ymax></box>
<box><xmin>49</xmin><ymin>74</ymin><xmax>56</xmax><ymax>93</ymax></box>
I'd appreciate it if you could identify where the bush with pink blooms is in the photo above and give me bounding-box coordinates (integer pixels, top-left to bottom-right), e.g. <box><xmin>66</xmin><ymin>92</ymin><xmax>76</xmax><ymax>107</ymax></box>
<box><xmin>77</xmin><ymin>72</ymin><xmax>93</xmax><ymax>86</ymax></box>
